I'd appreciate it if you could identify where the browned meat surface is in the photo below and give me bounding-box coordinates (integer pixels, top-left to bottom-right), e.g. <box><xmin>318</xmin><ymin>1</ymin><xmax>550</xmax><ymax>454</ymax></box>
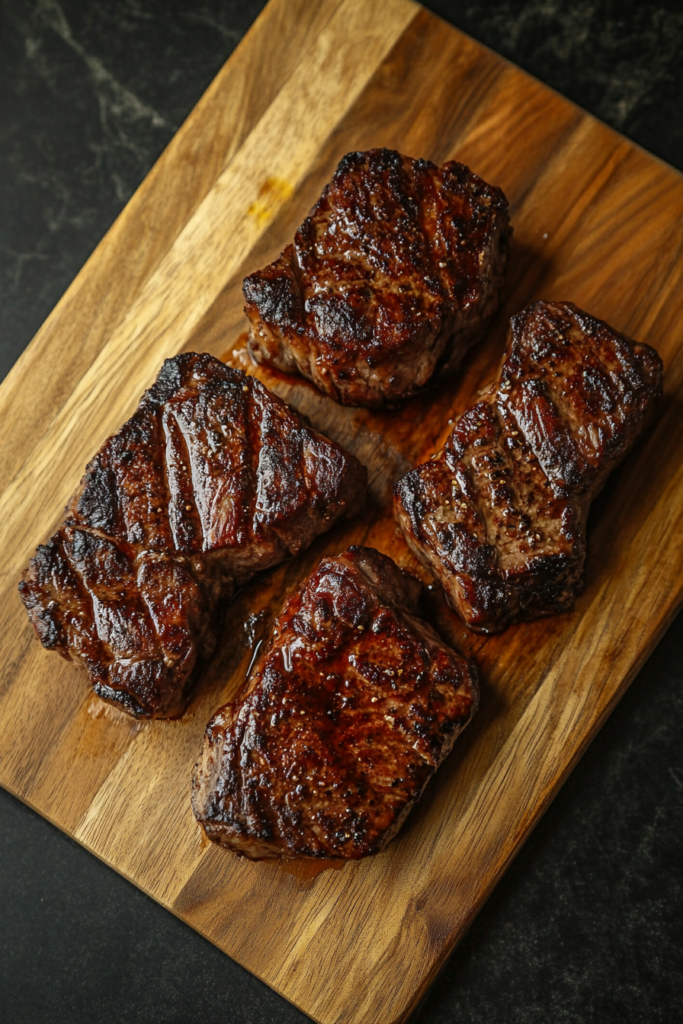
<box><xmin>394</xmin><ymin>301</ymin><xmax>663</xmax><ymax>633</ymax></box>
<box><xmin>19</xmin><ymin>353</ymin><xmax>366</xmax><ymax>719</ymax></box>
<box><xmin>243</xmin><ymin>148</ymin><xmax>510</xmax><ymax>408</ymax></box>
<box><xmin>192</xmin><ymin>546</ymin><xmax>478</xmax><ymax>860</ymax></box>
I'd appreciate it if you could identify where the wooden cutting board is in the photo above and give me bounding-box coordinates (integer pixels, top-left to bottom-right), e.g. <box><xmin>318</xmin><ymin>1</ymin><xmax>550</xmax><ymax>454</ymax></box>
<box><xmin>2</xmin><ymin>1</ymin><xmax>683</xmax><ymax>1021</ymax></box>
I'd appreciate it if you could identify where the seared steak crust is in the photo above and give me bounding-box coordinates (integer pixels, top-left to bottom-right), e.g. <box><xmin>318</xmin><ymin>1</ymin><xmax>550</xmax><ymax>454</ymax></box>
<box><xmin>192</xmin><ymin>546</ymin><xmax>478</xmax><ymax>860</ymax></box>
<box><xmin>394</xmin><ymin>302</ymin><xmax>663</xmax><ymax>633</ymax></box>
<box><xmin>243</xmin><ymin>148</ymin><xmax>510</xmax><ymax>407</ymax></box>
<box><xmin>19</xmin><ymin>354</ymin><xmax>366</xmax><ymax>718</ymax></box>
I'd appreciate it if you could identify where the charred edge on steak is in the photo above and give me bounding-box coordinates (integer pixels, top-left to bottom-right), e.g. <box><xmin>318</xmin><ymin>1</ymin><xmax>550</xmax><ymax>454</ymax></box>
<box><xmin>191</xmin><ymin>546</ymin><xmax>478</xmax><ymax>860</ymax></box>
<box><xmin>243</xmin><ymin>148</ymin><xmax>511</xmax><ymax>408</ymax></box>
<box><xmin>18</xmin><ymin>353</ymin><xmax>367</xmax><ymax>718</ymax></box>
<box><xmin>393</xmin><ymin>301</ymin><xmax>664</xmax><ymax>633</ymax></box>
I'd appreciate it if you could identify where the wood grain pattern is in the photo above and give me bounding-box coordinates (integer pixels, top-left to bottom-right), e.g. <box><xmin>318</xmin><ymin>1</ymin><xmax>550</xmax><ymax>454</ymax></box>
<box><xmin>2</xmin><ymin>2</ymin><xmax>683</xmax><ymax>1021</ymax></box>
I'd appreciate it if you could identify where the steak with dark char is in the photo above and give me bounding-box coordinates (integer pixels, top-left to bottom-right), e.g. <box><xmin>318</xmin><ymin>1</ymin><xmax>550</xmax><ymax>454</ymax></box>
<box><xmin>243</xmin><ymin>148</ymin><xmax>510</xmax><ymax>408</ymax></box>
<box><xmin>19</xmin><ymin>353</ymin><xmax>366</xmax><ymax>718</ymax></box>
<box><xmin>191</xmin><ymin>546</ymin><xmax>478</xmax><ymax>860</ymax></box>
<box><xmin>394</xmin><ymin>301</ymin><xmax>663</xmax><ymax>633</ymax></box>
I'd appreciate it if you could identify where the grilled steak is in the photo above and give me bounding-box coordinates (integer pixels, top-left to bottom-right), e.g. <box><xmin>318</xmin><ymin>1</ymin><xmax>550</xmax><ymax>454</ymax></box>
<box><xmin>394</xmin><ymin>301</ymin><xmax>663</xmax><ymax>633</ymax></box>
<box><xmin>243</xmin><ymin>148</ymin><xmax>510</xmax><ymax>408</ymax></box>
<box><xmin>19</xmin><ymin>353</ymin><xmax>366</xmax><ymax>718</ymax></box>
<box><xmin>192</xmin><ymin>546</ymin><xmax>478</xmax><ymax>860</ymax></box>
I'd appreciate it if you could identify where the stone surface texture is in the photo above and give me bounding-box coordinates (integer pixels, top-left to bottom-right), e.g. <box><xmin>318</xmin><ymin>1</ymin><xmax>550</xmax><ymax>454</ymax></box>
<box><xmin>1</xmin><ymin>1</ymin><xmax>682</xmax><ymax>1022</ymax></box>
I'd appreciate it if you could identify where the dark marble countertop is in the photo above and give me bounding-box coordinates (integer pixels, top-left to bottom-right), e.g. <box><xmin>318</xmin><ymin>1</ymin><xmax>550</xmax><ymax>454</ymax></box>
<box><xmin>1</xmin><ymin>2</ymin><xmax>682</xmax><ymax>1022</ymax></box>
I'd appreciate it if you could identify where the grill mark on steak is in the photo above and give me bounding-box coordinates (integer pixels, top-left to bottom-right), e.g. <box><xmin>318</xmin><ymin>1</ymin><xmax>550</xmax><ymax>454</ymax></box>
<box><xmin>394</xmin><ymin>301</ymin><xmax>663</xmax><ymax>633</ymax></box>
<box><xmin>163</xmin><ymin>407</ymin><xmax>204</xmax><ymax>552</ymax></box>
<box><xmin>243</xmin><ymin>148</ymin><xmax>511</xmax><ymax>408</ymax></box>
<box><xmin>19</xmin><ymin>353</ymin><xmax>367</xmax><ymax>719</ymax></box>
<box><xmin>192</xmin><ymin>546</ymin><xmax>478</xmax><ymax>860</ymax></box>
